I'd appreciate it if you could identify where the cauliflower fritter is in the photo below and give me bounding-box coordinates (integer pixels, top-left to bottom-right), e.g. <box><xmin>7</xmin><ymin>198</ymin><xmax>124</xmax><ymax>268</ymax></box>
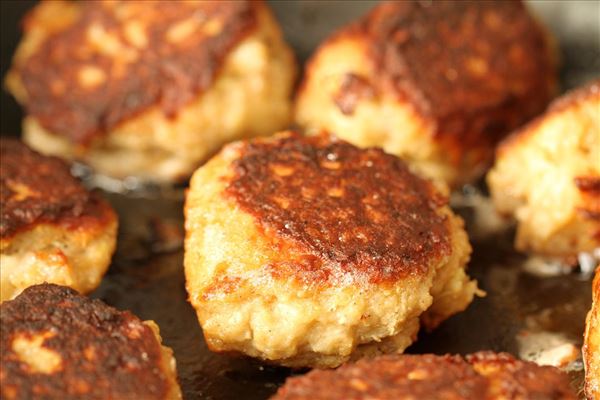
<box><xmin>271</xmin><ymin>352</ymin><xmax>577</xmax><ymax>400</ymax></box>
<box><xmin>6</xmin><ymin>0</ymin><xmax>296</xmax><ymax>182</ymax></box>
<box><xmin>585</xmin><ymin>271</ymin><xmax>600</xmax><ymax>399</ymax></box>
<box><xmin>487</xmin><ymin>80</ymin><xmax>600</xmax><ymax>259</ymax></box>
<box><xmin>184</xmin><ymin>131</ymin><xmax>478</xmax><ymax>368</ymax></box>
<box><xmin>295</xmin><ymin>0</ymin><xmax>556</xmax><ymax>187</ymax></box>
<box><xmin>0</xmin><ymin>284</ymin><xmax>181</xmax><ymax>400</ymax></box>
<box><xmin>0</xmin><ymin>139</ymin><xmax>117</xmax><ymax>302</ymax></box>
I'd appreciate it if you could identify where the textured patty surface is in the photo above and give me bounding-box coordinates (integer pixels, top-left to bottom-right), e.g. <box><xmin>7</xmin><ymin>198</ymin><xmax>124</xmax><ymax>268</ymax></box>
<box><xmin>7</xmin><ymin>0</ymin><xmax>296</xmax><ymax>181</ymax></box>
<box><xmin>0</xmin><ymin>139</ymin><xmax>117</xmax><ymax>301</ymax></box>
<box><xmin>585</xmin><ymin>271</ymin><xmax>600</xmax><ymax>399</ymax></box>
<box><xmin>8</xmin><ymin>0</ymin><xmax>259</xmax><ymax>144</ymax></box>
<box><xmin>225</xmin><ymin>132</ymin><xmax>451</xmax><ymax>285</ymax></box>
<box><xmin>295</xmin><ymin>0</ymin><xmax>556</xmax><ymax>187</ymax></box>
<box><xmin>0</xmin><ymin>284</ymin><xmax>181</xmax><ymax>400</ymax></box>
<box><xmin>271</xmin><ymin>352</ymin><xmax>577</xmax><ymax>400</ymax></box>
<box><xmin>487</xmin><ymin>80</ymin><xmax>600</xmax><ymax>259</ymax></box>
<box><xmin>185</xmin><ymin>131</ymin><xmax>478</xmax><ymax>368</ymax></box>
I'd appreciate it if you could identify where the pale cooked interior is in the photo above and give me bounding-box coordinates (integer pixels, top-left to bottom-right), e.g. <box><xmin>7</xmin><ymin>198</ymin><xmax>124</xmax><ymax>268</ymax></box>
<box><xmin>487</xmin><ymin>93</ymin><xmax>600</xmax><ymax>257</ymax></box>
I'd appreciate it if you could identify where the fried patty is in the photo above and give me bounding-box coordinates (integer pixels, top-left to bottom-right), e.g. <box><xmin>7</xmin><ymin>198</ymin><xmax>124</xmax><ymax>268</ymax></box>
<box><xmin>0</xmin><ymin>139</ymin><xmax>117</xmax><ymax>302</ymax></box>
<box><xmin>0</xmin><ymin>284</ymin><xmax>181</xmax><ymax>400</ymax></box>
<box><xmin>585</xmin><ymin>271</ymin><xmax>600</xmax><ymax>399</ymax></box>
<box><xmin>295</xmin><ymin>0</ymin><xmax>557</xmax><ymax>187</ymax></box>
<box><xmin>271</xmin><ymin>352</ymin><xmax>577</xmax><ymax>400</ymax></box>
<box><xmin>6</xmin><ymin>0</ymin><xmax>296</xmax><ymax>182</ymax></box>
<box><xmin>184</xmin><ymin>131</ymin><xmax>478</xmax><ymax>368</ymax></box>
<box><xmin>487</xmin><ymin>80</ymin><xmax>600</xmax><ymax>259</ymax></box>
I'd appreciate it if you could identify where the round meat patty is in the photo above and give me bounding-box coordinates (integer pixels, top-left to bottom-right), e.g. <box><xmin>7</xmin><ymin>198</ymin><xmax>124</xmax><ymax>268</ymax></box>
<box><xmin>184</xmin><ymin>131</ymin><xmax>479</xmax><ymax>368</ymax></box>
<box><xmin>271</xmin><ymin>352</ymin><xmax>577</xmax><ymax>400</ymax></box>
<box><xmin>0</xmin><ymin>139</ymin><xmax>117</xmax><ymax>302</ymax></box>
<box><xmin>295</xmin><ymin>0</ymin><xmax>557</xmax><ymax>187</ymax></box>
<box><xmin>487</xmin><ymin>80</ymin><xmax>600</xmax><ymax>259</ymax></box>
<box><xmin>5</xmin><ymin>0</ymin><xmax>296</xmax><ymax>182</ymax></box>
<box><xmin>0</xmin><ymin>284</ymin><xmax>181</xmax><ymax>400</ymax></box>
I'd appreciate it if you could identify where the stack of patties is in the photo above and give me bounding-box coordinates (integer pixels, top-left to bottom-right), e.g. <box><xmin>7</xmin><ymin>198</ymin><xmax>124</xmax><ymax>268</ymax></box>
<box><xmin>6</xmin><ymin>0</ymin><xmax>296</xmax><ymax>182</ymax></box>
<box><xmin>184</xmin><ymin>132</ymin><xmax>479</xmax><ymax>368</ymax></box>
<box><xmin>1</xmin><ymin>139</ymin><xmax>117</xmax><ymax>302</ymax></box>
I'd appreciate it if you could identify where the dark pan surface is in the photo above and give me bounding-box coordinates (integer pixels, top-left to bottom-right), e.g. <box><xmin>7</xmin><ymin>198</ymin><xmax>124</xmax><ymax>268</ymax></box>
<box><xmin>1</xmin><ymin>1</ymin><xmax>599</xmax><ymax>399</ymax></box>
<box><xmin>90</xmin><ymin>186</ymin><xmax>592</xmax><ymax>399</ymax></box>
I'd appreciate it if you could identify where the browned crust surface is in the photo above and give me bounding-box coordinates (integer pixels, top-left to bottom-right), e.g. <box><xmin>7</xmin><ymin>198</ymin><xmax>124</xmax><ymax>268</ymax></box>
<box><xmin>223</xmin><ymin>132</ymin><xmax>451</xmax><ymax>286</ymax></box>
<box><xmin>0</xmin><ymin>284</ymin><xmax>172</xmax><ymax>400</ymax></box>
<box><xmin>333</xmin><ymin>73</ymin><xmax>375</xmax><ymax>115</ymax></box>
<box><xmin>10</xmin><ymin>0</ymin><xmax>260</xmax><ymax>145</ymax></box>
<box><xmin>326</xmin><ymin>0</ymin><xmax>556</xmax><ymax>166</ymax></box>
<box><xmin>0</xmin><ymin>139</ymin><xmax>114</xmax><ymax>239</ymax></box>
<box><xmin>498</xmin><ymin>79</ymin><xmax>600</xmax><ymax>156</ymax></box>
<box><xmin>271</xmin><ymin>352</ymin><xmax>576</xmax><ymax>400</ymax></box>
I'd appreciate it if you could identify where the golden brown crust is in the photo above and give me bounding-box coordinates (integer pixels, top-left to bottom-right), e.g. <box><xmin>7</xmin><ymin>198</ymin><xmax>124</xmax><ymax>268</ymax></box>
<box><xmin>9</xmin><ymin>0</ymin><xmax>261</xmax><ymax>145</ymax></box>
<box><xmin>0</xmin><ymin>284</ymin><xmax>173</xmax><ymax>400</ymax></box>
<box><xmin>271</xmin><ymin>352</ymin><xmax>577</xmax><ymax>400</ymax></box>
<box><xmin>223</xmin><ymin>132</ymin><xmax>451</xmax><ymax>286</ymax></box>
<box><xmin>315</xmin><ymin>0</ymin><xmax>556</xmax><ymax>169</ymax></box>
<box><xmin>0</xmin><ymin>139</ymin><xmax>114</xmax><ymax>240</ymax></box>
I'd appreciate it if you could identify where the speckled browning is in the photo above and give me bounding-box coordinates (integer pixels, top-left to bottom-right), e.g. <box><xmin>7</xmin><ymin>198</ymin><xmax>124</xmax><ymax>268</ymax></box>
<box><xmin>10</xmin><ymin>0</ymin><xmax>259</xmax><ymax>144</ymax></box>
<box><xmin>0</xmin><ymin>139</ymin><xmax>112</xmax><ymax>239</ymax></box>
<box><xmin>331</xmin><ymin>0</ymin><xmax>556</xmax><ymax>166</ymax></box>
<box><xmin>271</xmin><ymin>352</ymin><xmax>577</xmax><ymax>400</ymax></box>
<box><xmin>0</xmin><ymin>284</ymin><xmax>171</xmax><ymax>400</ymax></box>
<box><xmin>224</xmin><ymin>132</ymin><xmax>451</xmax><ymax>286</ymax></box>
